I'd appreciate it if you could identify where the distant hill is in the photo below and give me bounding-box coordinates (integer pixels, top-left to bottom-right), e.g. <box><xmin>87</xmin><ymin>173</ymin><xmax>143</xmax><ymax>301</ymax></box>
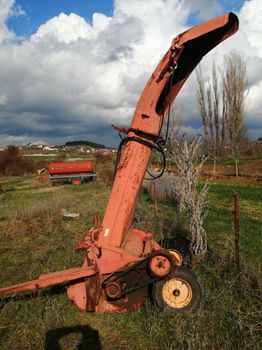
<box><xmin>65</xmin><ymin>141</ymin><xmax>106</xmax><ymax>148</ymax></box>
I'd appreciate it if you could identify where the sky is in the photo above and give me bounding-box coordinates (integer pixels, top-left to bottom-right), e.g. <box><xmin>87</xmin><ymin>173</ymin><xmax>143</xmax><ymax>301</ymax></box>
<box><xmin>0</xmin><ymin>0</ymin><xmax>261</xmax><ymax>147</ymax></box>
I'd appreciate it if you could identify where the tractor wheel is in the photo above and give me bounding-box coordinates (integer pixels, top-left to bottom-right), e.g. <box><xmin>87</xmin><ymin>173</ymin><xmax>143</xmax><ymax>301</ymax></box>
<box><xmin>72</xmin><ymin>178</ymin><xmax>81</xmax><ymax>185</ymax></box>
<box><xmin>152</xmin><ymin>267</ymin><xmax>201</xmax><ymax>312</ymax></box>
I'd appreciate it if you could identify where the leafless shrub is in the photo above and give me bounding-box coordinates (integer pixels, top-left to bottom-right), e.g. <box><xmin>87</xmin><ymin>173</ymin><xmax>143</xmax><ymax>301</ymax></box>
<box><xmin>0</xmin><ymin>145</ymin><xmax>46</xmax><ymax>176</ymax></box>
<box><xmin>171</xmin><ymin>135</ymin><xmax>209</xmax><ymax>255</ymax></box>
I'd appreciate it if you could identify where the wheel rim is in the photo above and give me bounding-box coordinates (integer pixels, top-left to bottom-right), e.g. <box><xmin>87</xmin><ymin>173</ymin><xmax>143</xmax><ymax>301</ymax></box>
<box><xmin>72</xmin><ymin>178</ymin><xmax>81</xmax><ymax>185</ymax></box>
<box><xmin>149</xmin><ymin>255</ymin><xmax>171</xmax><ymax>277</ymax></box>
<box><xmin>162</xmin><ymin>278</ymin><xmax>192</xmax><ymax>309</ymax></box>
<box><xmin>168</xmin><ymin>249</ymin><xmax>183</xmax><ymax>266</ymax></box>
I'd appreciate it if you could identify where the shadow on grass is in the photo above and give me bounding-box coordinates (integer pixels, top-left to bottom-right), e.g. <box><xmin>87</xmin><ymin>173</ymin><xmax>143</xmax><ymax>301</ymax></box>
<box><xmin>45</xmin><ymin>325</ymin><xmax>101</xmax><ymax>350</ymax></box>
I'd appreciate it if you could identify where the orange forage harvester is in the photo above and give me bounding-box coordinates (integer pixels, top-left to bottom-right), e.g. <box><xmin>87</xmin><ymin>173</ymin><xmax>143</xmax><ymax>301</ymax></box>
<box><xmin>0</xmin><ymin>13</ymin><xmax>239</xmax><ymax>313</ymax></box>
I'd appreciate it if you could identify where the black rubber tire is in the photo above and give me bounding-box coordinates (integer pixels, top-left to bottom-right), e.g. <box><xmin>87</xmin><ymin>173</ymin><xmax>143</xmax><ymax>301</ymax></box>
<box><xmin>152</xmin><ymin>267</ymin><xmax>201</xmax><ymax>312</ymax></box>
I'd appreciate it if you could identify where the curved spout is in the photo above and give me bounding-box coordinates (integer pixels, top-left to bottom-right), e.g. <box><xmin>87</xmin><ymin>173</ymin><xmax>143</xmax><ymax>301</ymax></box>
<box><xmin>132</xmin><ymin>12</ymin><xmax>239</xmax><ymax>135</ymax></box>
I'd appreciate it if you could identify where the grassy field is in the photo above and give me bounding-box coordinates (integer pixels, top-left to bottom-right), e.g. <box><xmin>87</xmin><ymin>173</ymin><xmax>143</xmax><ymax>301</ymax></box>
<box><xmin>23</xmin><ymin>153</ymin><xmax>95</xmax><ymax>163</ymax></box>
<box><xmin>202</xmin><ymin>157</ymin><xmax>262</xmax><ymax>178</ymax></box>
<box><xmin>0</xmin><ymin>175</ymin><xmax>261</xmax><ymax>349</ymax></box>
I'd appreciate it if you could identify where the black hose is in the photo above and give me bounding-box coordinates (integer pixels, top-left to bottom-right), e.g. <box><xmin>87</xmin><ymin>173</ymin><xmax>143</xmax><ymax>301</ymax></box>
<box><xmin>114</xmin><ymin>62</ymin><xmax>177</xmax><ymax>181</ymax></box>
<box><xmin>114</xmin><ymin>136</ymin><xmax>166</xmax><ymax>181</ymax></box>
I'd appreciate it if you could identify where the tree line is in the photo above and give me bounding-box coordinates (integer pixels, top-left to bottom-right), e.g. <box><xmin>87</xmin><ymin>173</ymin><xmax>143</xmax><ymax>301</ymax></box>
<box><xmin>65</xmin><ymin>141</ymin><xmax>106</xmax><ymax>148</ymax></box>
<box><xmin>196</xmin><ymin>52</ymin><xmax>248</xmax><ymax>176</ymax></box>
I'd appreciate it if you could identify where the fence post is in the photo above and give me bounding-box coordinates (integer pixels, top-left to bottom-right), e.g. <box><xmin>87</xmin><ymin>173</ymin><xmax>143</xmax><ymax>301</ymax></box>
<box><xmin>234</xmin><ymin>192</ymin><xmax>240</xmax><ymax>271</ymax></box>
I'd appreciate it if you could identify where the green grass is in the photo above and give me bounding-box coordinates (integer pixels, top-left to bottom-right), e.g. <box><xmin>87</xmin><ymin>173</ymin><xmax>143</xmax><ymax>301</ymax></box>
<box><xmin>0</xmin><ymin>176</ymin><xmax>261</xmax><ymax>349</ymax></box>
<box><xmin>202</xmin><ymin>182</ymin><xmax>262</xmax><ymax>275</ymax></box>
<box><xmin>24</xmin><ymin>153</ymin><xmax>94</xmax><ymax>162</ymax></box>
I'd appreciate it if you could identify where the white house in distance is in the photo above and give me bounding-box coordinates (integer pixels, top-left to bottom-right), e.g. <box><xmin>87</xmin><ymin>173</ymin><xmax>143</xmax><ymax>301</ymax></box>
<box><xmin>43</xmin><ymin>145</ymin><xmax>59</xmax><ymax>151</ymax></box>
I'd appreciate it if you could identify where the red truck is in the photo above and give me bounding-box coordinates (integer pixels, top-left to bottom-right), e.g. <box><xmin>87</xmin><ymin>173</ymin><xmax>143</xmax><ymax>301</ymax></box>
<box><xmin>48</xmin><ymin>160</ymin><xmax>96</xmax><ymax>184</ymax></box>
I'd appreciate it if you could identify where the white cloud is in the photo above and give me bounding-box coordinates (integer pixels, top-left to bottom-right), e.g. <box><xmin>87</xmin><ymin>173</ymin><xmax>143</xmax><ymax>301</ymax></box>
<box><xmin>32</xmin><ymin>13</ymin><xmax>96</xmax><ymax>44</ymax></box>
<box><xmin>0</xmin><ymin>94</ymin><xmax>8</xmax><ymax>106</ymax></box>
<box><xmin>0</xmin><ymin>0</ymin><xmax>261</xmax><ymax>146</ymax></box>
<box><xmin>0</xmin><ymin>0</ymin><xmax>15</xmax><ymax>43</ymax></box>
<box><xmin>0</xmin><ymin>0</ymin><xmax>25</xmax><ymax>43</ymax></box>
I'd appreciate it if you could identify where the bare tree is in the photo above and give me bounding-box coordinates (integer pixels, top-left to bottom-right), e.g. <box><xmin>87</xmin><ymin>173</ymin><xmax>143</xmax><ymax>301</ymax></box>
<box><xmin>196</xmin><ymin>53</ymin><xmax>248</xmax><ymax>176</ymax></box>
<box><xmin>207</xmin><ymin>84</ymin><xmax>214</xmax><ymax>145</ymax></box>
<box><xmin>172</xmin><ymin>135</ymin><xmax>209</xmax><ymax>255</ymax></box>
<box><xmin>196</xmin><ymin>66</ymin><xmax>209</xmax><ymax>146</ymax></box>
<box><xmin>197</xmin><ymin>64</ymin><xmax>219</xmax><ymax>174</ymax></box>
<box><xmin>212</xmin><ymin>62</ymin><xmax>220</xmax><ymax>151</ymax></box>
<box><xmin>167</xmin><ymin>107</ymin><xmax>183</xmax><ymax>149</ymax></box>
<box><xmin>164</xmin><ymin>107</ymin><xmax>183</xmax><ymax>172</ymax></box>
<box><xmin>222</xmin><ymin>52</ymin><xmax>248</xmax><ymax>176</ymax></box>
<box><xmin>207</xmin><ymin>83</ymin><xmax>218</xmax><ymax>175</ymax></box>
<box><xmin>221</xmin><ymin>89</ymin><xmax>227</xmax><ymax>149</ymax></box>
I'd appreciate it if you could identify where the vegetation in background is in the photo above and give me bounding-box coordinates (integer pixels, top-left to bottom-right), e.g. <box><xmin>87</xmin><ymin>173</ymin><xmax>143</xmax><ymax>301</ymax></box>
<box><xmin>196</xmin><ymin>52</ymin><xmax>248</xmax><ymax>176</ymax></box>
<box><xmin>0</xmin><ymin>146</ymin><xmax>46</xmax><ymax>176</ymax></box>
<box><xmin>222</xmin><ymin>52</ymin><xmax>248</xmax><ymax>176</ymax></box>
<box><xmin>65</xmin><ymin>140</ymin><xmax>106</xmax><ymax>148</ymax></box>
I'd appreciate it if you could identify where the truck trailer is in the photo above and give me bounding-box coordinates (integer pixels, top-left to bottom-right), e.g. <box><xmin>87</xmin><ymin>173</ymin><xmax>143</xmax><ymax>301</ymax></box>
<box><xmin>48</xmin><ymin>160</ymin><xmax>96</xmax><ymax>184</ymax></box>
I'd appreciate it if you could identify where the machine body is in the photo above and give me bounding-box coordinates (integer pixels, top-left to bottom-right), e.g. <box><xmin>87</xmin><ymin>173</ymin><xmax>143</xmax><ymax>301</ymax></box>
<box><xmin>0</xmin><ymin>13</ymin><xmax>239</xmax><ymax>313</ymax></box>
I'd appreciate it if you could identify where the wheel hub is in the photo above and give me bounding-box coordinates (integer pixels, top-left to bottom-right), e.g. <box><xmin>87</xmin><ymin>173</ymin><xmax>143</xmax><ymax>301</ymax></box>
<box><xmin>149</xmin><ymin>255</ymin><xmax>171</xmax><ymax>277</ymax></box>
<box><xmin>105</xmin><ymin>282</ymin><xmax>122</xmax><ymax>299</ymax></box>
<box><xmin>173</xmin><ymin>289</ymin><xmax>180</xmax><ymax>297</ymax></box>
<box><xmin>162</xmin><ymin>278</ymin><xmax>192</xmax><ymax>308</ymax></box>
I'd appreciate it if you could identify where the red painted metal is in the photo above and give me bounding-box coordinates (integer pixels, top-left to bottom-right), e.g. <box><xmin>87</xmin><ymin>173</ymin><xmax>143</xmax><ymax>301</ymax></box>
<box><xmin>0</xmin><ymin>266</ymin><xmax>95</xmax><ymax>296</ymax></box>
<box><xmin>48</xmin><ymin>160</ymin><xmax>94</xmax><ymax>175</ymax></box>
<box><xmin>0</xmin><ymin>13</ymin><xmax>239</xmax><ymax>313</ymax></box>
<box><xmin>34</xmin><ymin>176</ymin><xmax>49</xmax><ymax>182</ymax></box>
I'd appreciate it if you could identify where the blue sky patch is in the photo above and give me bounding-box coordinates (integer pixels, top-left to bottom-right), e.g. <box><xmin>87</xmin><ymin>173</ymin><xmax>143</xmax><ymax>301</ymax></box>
<box><xmin>7</xmin><ymin>0</ymin><xmax>114</xmax><ymax>37</ymax></box>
